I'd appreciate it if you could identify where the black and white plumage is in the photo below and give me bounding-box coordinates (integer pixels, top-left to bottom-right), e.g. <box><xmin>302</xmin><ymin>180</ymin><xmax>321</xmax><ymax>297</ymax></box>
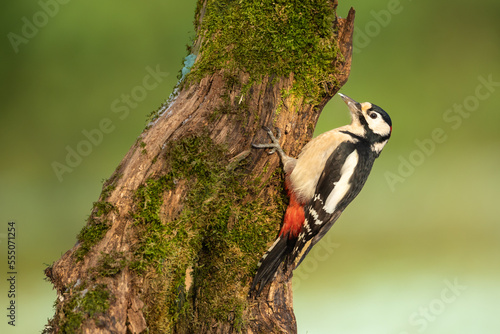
<box><xmin>249</xmin><ymin>93</ymin><xmax>392</xmax><ymax>296</ymax></box>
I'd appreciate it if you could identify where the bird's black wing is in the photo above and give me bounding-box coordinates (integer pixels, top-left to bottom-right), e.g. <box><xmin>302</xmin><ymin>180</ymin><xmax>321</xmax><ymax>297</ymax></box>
<box><xmin>290</xmin><ymin>141</ymin><xmax>357</xmax><ymax>267</ymax></box>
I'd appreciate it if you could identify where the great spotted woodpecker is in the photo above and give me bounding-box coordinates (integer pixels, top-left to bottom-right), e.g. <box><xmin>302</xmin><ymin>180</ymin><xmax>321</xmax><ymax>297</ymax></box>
<box><xmin>249</xmin><ymin>93</ymin><xmax>392</xmax><ymax>296</ymax></box>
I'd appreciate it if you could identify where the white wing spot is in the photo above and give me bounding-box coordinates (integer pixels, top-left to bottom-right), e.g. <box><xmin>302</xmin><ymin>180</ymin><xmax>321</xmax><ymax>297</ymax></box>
<box><xmin>308</xmin><ymin>207</ymin><xmax>323</xmax><ymax>225</ymax></box>
<box><xmin>304</xmin><ymin>223</ymin><xmax>311</xmax><ymax>233</ymax></box>
<box><xmin>323</xmin><ymin>150</ymin><xmax>359</xmax><ymax>214</ymax></box>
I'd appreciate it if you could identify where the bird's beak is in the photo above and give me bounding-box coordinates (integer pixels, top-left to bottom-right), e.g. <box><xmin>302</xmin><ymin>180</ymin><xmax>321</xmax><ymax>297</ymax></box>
<box><xmin>338</xmin><ymin>93</ymin><xmax>361</xmax><ymax>116</ymax></box>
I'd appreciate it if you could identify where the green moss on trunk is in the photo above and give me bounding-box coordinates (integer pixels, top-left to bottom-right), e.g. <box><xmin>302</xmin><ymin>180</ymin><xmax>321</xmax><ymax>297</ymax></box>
<box><xmin>73</xmin><ymin>175</ymin><xmax>121</xmax><ymax>262</ymax></box>
<box><xmin>50</xmin><ymin>283</ymin><xmax>111</xmax><ymax>334</ymax></box>
<box><xmin>129</xmin><ymin>135</ymin><xmax>286</xmax><ymax>331</ymax></box>
<box><xmin>190</xmin><ymin>0</ymin><xmax>340</xmax><ymax>102</ymax></box>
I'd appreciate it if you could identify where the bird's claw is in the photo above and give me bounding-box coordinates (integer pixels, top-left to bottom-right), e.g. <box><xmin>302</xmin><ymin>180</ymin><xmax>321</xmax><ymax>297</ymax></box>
<box><xmin>261</xmin><ymin>126</ymin><xmax>281</xmax><ymax>141</ymax></box>
<box><xmin>252</xmin><ymin>126</ymin><xmax>282</xmax><ymax>154</ymax></box>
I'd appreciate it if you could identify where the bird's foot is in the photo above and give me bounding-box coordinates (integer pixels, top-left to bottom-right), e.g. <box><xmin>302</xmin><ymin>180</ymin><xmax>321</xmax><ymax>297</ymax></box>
<box><xmin>252</xmin><ymin>126</ymin><xmax>282</xmax><ymax>155</ymax></box>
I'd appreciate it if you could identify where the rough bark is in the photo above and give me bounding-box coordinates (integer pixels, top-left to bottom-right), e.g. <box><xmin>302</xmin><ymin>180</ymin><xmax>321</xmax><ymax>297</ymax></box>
<box><xmin>44</xmin><ymin>1</ymin><xmax>354</xmax><ymax>333</ymax></box>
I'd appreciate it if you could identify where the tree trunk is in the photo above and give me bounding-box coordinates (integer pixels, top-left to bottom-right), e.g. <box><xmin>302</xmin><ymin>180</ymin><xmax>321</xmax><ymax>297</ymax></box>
<box><xmin>44</xmin><ymin>1</ymin><xmax>354</xmax><ymax>333</ymax></box>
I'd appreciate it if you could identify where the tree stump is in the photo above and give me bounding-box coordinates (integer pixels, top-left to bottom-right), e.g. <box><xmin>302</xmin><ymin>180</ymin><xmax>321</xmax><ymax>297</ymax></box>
<box><xmin>44</xmin><ymin>1</ymin><xmax>355</xmax><ymax>333</ymax></box>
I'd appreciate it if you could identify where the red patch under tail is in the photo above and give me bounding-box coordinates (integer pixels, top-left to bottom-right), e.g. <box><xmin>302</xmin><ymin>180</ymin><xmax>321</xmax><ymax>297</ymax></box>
<box><xmin>279</xmin><ymin>178</ymin><xmax>305</xmax><ymax>238</ymax></box>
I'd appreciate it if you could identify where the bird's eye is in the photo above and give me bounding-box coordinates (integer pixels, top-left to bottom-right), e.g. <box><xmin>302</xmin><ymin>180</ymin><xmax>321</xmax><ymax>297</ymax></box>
<box><xmin>369</xmin><ymin>113</ymin><xmax>378</xmax><ymax>119</ymax></box>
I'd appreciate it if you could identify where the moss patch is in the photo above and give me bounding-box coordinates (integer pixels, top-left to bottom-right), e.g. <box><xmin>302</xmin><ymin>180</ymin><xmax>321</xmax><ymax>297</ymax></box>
<box><xmin>74</xmin><ymin>174</ymin><xmax>121</xmax><ymax>262</ymax></box>
<box><xmin>74</xmin><ymin>221</ymin><xmax>110</xmax><ymax>262</ymax></box>
<box><xmin>56</xmin><ymin>283</ymin><xmax>111</xmax><ymax>334</ymax></box>
<box><xmin>190</xmin><ymin>0</ymin><xmax>340</xmax><ymax>103</ymax></box>
<box><xmin>129</xmin><ymin>175</ymin><xmax>175</xmax><ymax>274</ymax></box>
<box><xmin>130</xmin><ymin>134</ymin><xmax>285</xmax><ymax>331</ymax></box>
<box><xmin>91</xmin><ymin>251</ymin><xmax>127</xmax><ymax>277</ymax></box>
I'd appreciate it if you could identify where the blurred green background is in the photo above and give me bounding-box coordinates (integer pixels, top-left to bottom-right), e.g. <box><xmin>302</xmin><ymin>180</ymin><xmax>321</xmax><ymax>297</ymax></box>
<box><xmin>1</xmin><ymin>0</ymin><xmax>499</xmax><ymax>333</ymax></box>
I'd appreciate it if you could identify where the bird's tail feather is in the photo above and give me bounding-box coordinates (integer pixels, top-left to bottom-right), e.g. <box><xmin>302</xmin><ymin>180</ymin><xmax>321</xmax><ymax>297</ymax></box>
<box><xmin>249</xmin><ymin>235</ymin><xmax>295</xmax><ymax>296</ymax></box>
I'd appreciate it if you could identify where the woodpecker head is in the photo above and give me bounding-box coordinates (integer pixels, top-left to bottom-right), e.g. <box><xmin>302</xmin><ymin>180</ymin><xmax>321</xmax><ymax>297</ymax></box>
<box><xmin>338</xmin><ymin>93</ymin><xmax>392</xmax><ymax>154</ymax></box>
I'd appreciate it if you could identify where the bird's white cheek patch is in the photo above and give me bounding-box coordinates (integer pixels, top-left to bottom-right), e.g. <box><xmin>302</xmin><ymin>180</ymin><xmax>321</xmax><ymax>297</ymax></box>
<box><xmin>323</xmin><ymin>150</ymin><xmax>359</xmax><ymax>214</ymax></box>
<box><xmin>371</xmin><ymin>121</ymin><xmax>391</xmax><ymax>138</ymax></box>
